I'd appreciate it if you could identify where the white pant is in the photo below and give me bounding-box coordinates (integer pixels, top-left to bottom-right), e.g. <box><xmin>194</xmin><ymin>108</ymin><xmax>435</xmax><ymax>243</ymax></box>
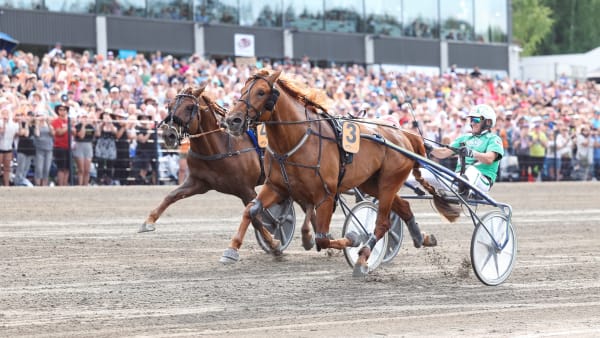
<box><xmin>406</xmin><ymin>165</ymin><xmax>491</xmax><ymax>195</ymax></box>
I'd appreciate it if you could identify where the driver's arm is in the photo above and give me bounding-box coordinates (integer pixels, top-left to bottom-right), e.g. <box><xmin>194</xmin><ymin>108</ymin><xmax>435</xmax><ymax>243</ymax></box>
<box><xmin>430</xmin><ymin>147</ymin><xmax>454</xmax><ymax>159</ymax></box>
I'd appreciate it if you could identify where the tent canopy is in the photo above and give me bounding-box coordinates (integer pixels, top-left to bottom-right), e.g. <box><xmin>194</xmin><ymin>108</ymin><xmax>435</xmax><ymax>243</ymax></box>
<box><xmin>0</xmin><ymin>32</ymin><xmax>19</xmax><ymax>53</ymax></box>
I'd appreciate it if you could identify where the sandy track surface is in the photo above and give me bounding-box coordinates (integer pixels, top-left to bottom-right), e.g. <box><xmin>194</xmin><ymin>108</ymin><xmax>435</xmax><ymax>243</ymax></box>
<box><xmin>1</xmin><ymin>182</ymin><xmax>599</xmax><ymax>337</ymax></box>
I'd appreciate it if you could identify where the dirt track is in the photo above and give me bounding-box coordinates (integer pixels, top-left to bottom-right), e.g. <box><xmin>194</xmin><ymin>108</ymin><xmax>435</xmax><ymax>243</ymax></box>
<box><xmin>1</xmin><ymin>182</ymin><xmax>600</xmax><ymax>337</ymax></box>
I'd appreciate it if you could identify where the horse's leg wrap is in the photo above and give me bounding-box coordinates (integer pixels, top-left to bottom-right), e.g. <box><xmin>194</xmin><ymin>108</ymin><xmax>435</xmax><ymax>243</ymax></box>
<box><xmin>365</xmin><ymin>234</ymin><xmax>377</xmax><ymax>249</ymax></box>
<box><xmin>406</xmin><ymin>216</ymin><xmax>424</xmax><ymax>248</ymax></box>
<box><xmin>314</xmin><ymin>232</ymin><xmax>331</xmax><ymax>252</ymax></box>
<box><xmin>248</xmin><ymin>198</ymin><xmax>263</xmax><ymax>225</ymax></box>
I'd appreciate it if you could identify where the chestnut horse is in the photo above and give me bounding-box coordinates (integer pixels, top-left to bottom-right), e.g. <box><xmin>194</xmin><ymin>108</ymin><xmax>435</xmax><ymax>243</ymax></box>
<box><xmin>139</xmin><ymin>85</ymin><xmax>308</xmax><ymax>263</ymax></box>
<box><xmin>222</xmin><ymin>70</ymin><xmax>460</xmax><ymax>276</ymax></box>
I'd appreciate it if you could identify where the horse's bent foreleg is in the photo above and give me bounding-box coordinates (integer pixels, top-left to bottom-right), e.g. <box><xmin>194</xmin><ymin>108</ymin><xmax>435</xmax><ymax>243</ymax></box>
<box><xmin>139</xmin><ymin>179</ymin><xmax>206</xmax><ymax>233</ymax></box>
<box><xmin>312</xmin><ymin>197</ymin><xmax>355</xmax><ymax>250</ymax></box>
<box><xmin>221</xmin><ymin>185</ymin><xmax>282</xmax><ymax>264</ymax></box>
<box><xmin>300</xmin><ymin>204</ymin><xmax>315</xmax><ymax>250</ymax></box>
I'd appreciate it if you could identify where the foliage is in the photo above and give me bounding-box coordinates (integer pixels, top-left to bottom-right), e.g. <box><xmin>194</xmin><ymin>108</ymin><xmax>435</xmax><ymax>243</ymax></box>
<box><xmin>537</xmin><ymin>0</ymin><xmax>600</xmax><ymax>55</ymax></box>
<box><xmin>512</xmin><ymin>0</ymin><xmax>554</xmax><ymax>56</ymax></box>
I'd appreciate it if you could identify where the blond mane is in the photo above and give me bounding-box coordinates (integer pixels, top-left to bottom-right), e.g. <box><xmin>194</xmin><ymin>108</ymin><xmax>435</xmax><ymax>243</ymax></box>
<box><xmin>251</xmin><ymin>69</ymin><xmax>333</xmax><ymax>112</ymax></box>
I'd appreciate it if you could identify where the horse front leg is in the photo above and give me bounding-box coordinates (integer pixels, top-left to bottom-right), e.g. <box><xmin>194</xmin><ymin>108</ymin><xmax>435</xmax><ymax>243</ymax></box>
<box><xmin>139</xmin><ymin>178</ymin><xmax>206</xmax><ymax>233</ymax></box>
<box><xmin>220</xmin><ymin>185</ymin><xmax>282</xmax><ymax>264</ymax></box>
<box><xmin>299</xmin><ymin>203</ymin><xmax>315</xmax><ymax>250</ymax></box>
<box><xmin>312</xmin><ymin>197</ymin><xmax>355</xmax><ymax>250</ymax></box>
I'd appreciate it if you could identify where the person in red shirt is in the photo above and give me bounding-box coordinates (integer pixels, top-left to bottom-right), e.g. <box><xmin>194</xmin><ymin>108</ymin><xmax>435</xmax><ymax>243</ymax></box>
<box><xmin>51</xmin><ymin>104</ymin><xmax>71</xmax><ymax>186</ymax></box>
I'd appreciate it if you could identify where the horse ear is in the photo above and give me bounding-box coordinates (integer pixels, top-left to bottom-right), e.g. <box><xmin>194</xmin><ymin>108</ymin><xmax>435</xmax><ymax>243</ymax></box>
<box><xmin>268</xmin><ymin>69</ymin><xmax>282</xmax><ymax>85</ymax></box>
<box><xmin>193</xmin><ymin>83</ymin><xmax>207</xmax><ymax>97</ymax></box>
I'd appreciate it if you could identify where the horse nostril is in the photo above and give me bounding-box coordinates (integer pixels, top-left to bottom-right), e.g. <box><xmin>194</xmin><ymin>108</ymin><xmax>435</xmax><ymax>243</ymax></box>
<box><xmin>232</xmin><ymin>117</ymin><xmax>243</xmax><ymax>126</ymax></box>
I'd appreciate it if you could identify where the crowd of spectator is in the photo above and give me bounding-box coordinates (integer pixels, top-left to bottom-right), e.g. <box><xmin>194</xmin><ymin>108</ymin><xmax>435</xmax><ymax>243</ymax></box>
<box><xmin>1</xmin><ymin>44</ymin><xmax>600</xmax><ymax>187</ymax></box>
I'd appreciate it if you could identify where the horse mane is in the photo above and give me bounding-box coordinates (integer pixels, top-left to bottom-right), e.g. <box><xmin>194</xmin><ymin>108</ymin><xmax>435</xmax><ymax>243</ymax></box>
<box><xmin>179</xmin><ymin>85</ymin><xmax>227</xmax><ymax>117</ymax></box>
<box><xmin>252</xmin><ymin>69</ymin><xmax>332</xmax><ymax>112</ymax></box>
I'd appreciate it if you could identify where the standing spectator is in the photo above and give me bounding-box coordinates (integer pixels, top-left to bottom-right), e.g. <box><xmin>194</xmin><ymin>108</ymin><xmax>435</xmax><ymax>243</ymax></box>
<box><xmin>134</xmin><ymin>110</ymin><xmax>156</xmax><ymax>184</ymax></box>
<box><xmin>51</xmin><ymin>104</ymin><xmax>71</xmax><ymax>186</ymax></box>
<box><xmin>513</xmin><ymin>123</ymin><xmax>532</xmax><ymax>181</ymax></box>
<box><xmin>33</xmin><ymin>110</ymin><xmax>55</xmax><ymax>186</ymax></box>
<box><xmin>528</xmin><ymin>121</ymin><xmax>548</xmax><ymax>181</ymax></box>
<box><xmin>15</xmin><ymin>111</ymin><xmax>36</xmax><ymax>186</ymax></box>
<box><xmin>94</xmin><ymin>110</ymin><xmax>118</xmax><ymax>185</ymax></box>
<box><xmin>0</xmin><ymin>107</ymin><xmax>19</xmax><ymax>186</ymax></box>
<box><xmin>592</xmin><ymin>127</ymin><xmax>600</xmax><ymax>180</ymax></box>
<box><xmin>543</xmin><ymin>127</ymin><xmax>566</xmax><ymax>181</ymax></box>
<box><xmin>574</xmin><ymin>125</ymin><xmax>593</xmax><ymax>181</ymax></box>
<box><xmin>73</xmin><ymin>112</ymin><xmax>95</xmax><ymax>185</ymax></box>
<box><xmin>113</xmin><ymin>109</ymin><xmax>134</xmax><ymax>185</ymax></box>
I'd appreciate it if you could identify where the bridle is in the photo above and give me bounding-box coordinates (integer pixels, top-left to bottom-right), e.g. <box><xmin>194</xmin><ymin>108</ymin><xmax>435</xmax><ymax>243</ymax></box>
<box><xmin>236</xmin><ymin>75</ymin><xmax>280</xmax><ymax>130</ymax></box>
<box><xmin>161</xmin><ymin>92</ymin><xmax>202</xmax><ymax>148</ymax></box>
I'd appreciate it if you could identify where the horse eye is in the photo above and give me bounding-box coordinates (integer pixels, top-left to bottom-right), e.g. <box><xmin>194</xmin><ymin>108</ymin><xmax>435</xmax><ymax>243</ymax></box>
<box><xmin>257</xmin><ymin>89</ymin><xmax>265</xmax><ymax>96</ymax></box>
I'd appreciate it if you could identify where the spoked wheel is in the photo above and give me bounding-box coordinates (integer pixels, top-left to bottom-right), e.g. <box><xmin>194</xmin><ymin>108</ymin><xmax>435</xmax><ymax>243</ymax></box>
<box><xmin>470</xmin><ymin>211</ymin><xmax>517</xmax><ymax>286</ymax></box>
<box><xmin>255</xmin><ymin>198</ymin><xmax>296</xmax><ymax>253</ymax></box>
<box><xmin>382</xmin><ymin>211</ymin><xmax>404</xmax><ymax>264</ymax></box>
<box><xmin>342</xmin><ymin>201</ymin><xmax>389</xmax><ymax>273</ymax></box>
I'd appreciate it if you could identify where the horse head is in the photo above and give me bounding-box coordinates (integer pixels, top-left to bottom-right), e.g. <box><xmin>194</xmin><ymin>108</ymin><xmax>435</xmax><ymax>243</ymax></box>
<box><xmin>162</xmin><ymin>83</ymin><xmax>216</xmax><ymax>148</ymax></box>
<box><xmin>224</xmin><ymin>69</ymin><xmax>282</xmax><ymax>136</ymax></box>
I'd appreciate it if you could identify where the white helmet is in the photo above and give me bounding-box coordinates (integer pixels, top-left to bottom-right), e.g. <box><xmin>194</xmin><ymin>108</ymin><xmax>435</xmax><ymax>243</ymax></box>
<box><xmin>468</xmin><ymin>104</ymin><xmax>496</xmax><ymax>128</ymax></box>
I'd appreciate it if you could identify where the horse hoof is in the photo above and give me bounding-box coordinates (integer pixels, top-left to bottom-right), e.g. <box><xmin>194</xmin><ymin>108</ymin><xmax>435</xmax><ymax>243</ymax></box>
<box><xmin>138</xmin><ymin>223</ymin><xmax>155</xmax><ymax>233</ymax></box>
<box><xmin>423</xmin><ymin>234</ymin><xmax>438</xmax><ymax>247</ymax></box>
<box><xmin>345</xmin><ymin>231</ymin><xmax>361</xmax><ymax>247</ymax></box>
<box><xmin>301</xmin><ymin>235</ymin><xmax>315</xmax><ymax>251</ymax></box>
<box><xmin>352</xmin><ymin>262</ymin><xmax>369</xmax><ymax>277</ymax></box>
<box><xmin>219</xmin><ymin>248</ymin><xmax>240</xmax><ymax>264</ymax></box>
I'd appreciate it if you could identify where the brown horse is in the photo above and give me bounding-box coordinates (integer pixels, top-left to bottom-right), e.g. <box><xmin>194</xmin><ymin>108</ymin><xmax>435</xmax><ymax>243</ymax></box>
<box><xmin>222</xmin><ymin>70</ymin><xmax>460</xmax><ymax>276</ymax></box>
<box><xmin>139</xmin><ymin>85</ymin><xmax>306</xmax><ymax>263</ymax></box>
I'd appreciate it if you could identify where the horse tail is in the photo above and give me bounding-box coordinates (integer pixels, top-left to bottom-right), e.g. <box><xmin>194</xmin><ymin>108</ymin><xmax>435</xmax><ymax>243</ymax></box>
<box><xmin>412</xmin><ymin>166</ymin><xmax>461</xmax><ymax>222</ymax></box>
<box><xmin>404</xmin><ymin>130</ymin><xmax>461</xmax><ymax>223</ymax></box>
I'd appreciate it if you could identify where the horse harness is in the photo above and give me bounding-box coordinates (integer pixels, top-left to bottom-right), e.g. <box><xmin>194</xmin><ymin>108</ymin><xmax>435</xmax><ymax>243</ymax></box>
<box><xmin>238</xmin><ymin>75</ymin><xmax>354</xmax><ymax>211</ymax></box>
<box><xmin>167</xmin><ymin>92</ymin><xmax>266</xmax><ymax>186</ymax></box>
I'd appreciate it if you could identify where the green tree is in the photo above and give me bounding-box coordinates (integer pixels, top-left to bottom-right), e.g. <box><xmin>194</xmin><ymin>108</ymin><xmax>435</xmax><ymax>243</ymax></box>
<box><xmin>538</xmin><ymin>0</ymin><xmax>600</xmax><ymax>55</ymax></box>
<box><xmin>512</xmin><ymin>0</ymin><xmax>554</xmax><ymax>56</ymax></box>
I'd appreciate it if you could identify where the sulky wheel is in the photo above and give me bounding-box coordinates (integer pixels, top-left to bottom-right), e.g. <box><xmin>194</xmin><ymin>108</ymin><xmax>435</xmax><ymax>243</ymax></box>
<box><xmin>382</xmin><ymin>211</ymin><xmax>404</xmax><ymax>264</ymax></box>
<box><xmin>342</xmin><ymin>201</ymin><xmax>389</xmax><ymax>273</ymax></box>
<box><xmin>255</xmin><ymin>198</ymin><xmax>296</xmax><ymax>253</ymax></box>
<box><xmin>470</xmin><ymin>210</ymin><xmax>517</xmax><ymax>286</ymax></box>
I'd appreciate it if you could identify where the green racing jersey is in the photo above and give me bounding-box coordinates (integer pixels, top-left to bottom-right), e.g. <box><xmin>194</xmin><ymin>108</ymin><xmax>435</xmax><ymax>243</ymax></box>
<box><xmin>451</xmin><ymin>131</ymin><xmax>504</xmax><ymax>182</ymax></box>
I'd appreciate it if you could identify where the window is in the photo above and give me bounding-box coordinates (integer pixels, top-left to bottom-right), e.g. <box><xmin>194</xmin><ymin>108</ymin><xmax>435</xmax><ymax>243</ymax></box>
<box><xmin>403</xmin><ymin>0</ymin><xmax>438</xmax><ymax>39</ymax></box>
<box><xmin>283</xmin><ymin>0</ymin><xmax>324</xmax><ymax>31</ymax></box>
<box><xmin>97</xmin><ymin>0</ymin><xmax>146</xmax><ymax>17</ymax></box>
<box><xmin>324</xmin><ymin>0</ymin><xmax>362</xmax><ymax>33</ymax></box>
<box><xmin>239</xmin><ymin>0</ymin><xmax>282</xmax><ymax>27</ymax></box>
<box><xmin>440</xmin><ymin>0</ymin><xmax>474</xmax><ymax>41</ymax></box>
<box><xmin>365</xmin><ymin>0</ymin><xmax>402</xmax><ymax>37</ymax></box>
<box><xmin>474</xmin><ymin>0</ymin><xmax>507</xmax><ymax>43</ymax></box>
<box><xmin>204</xmin><ymin>0</ymin><xmax>239</xmax><ymax>25</ymax></box>
<box><xmin>147</xmin><ymin>0</ymin><xmax>191</xmax><ymax>20</ymax></box>
<box><xmin>45</xmin><ymin>0</ymin><xmax>95</xmax><ymax>13</ymax></box>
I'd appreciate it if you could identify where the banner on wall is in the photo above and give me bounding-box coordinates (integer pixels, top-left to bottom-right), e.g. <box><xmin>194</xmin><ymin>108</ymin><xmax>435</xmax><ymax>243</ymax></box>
<box><xmin>234</xmin><ymin>34</ymin><xmax>255</xmax><ymax>57</ymax></box>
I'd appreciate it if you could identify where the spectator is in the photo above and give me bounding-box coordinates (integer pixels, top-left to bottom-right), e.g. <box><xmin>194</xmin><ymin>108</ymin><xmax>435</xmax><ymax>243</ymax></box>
<box><xmin>15</xmin><ymin>110</ymin><xmax>36</xmax><ymax>186</ymax></box>
<box><xmin>591</xmin><ymin>126</ymin><xmax>600</xmax><ymax>180</ymax></box>
<box><xmin>513</xmin><ymin>123</ymin><xmax>532</xmax><ymax>181</ymax></box>
<box><xmin>94</xmin><ymin>110</ymin><xmax>118</xmax><ymax>185</ymax></box>
<box><xmin>0</xmin><ymin>106</ymin><xmax>19</xmax><ymax>186</ymax></box>
<box><xmin>73</xmin><ymin>112</ymin><xmax>95</xmax><ymax>185</ymax></box>
<box><xmin>33</xmin><ymin>110</ymin><xmax>55</xmax><ymax>186</ymax></box>
<box><xmin>113</xmin><ymin>109</ymin><xmax>134</xmax><ymax>185</ymax></box>
<box><xmin>134</xmin><ymin>109</ymin><xmax>157</xmax><ymax>184</ymax></box>
<box><xmin>574</xmin><ymin>125</ymin><xmax>594</xmax><ymax>180</ymax></box>
<box><xmin>529</xmin><ymin>120</ymin><xmax>548</xmax><ymax>181</ymax></box>
<box><xmin>51</xmin><ymin>103</ymin><xmax>71</xmax><ymax>186</ymax></box>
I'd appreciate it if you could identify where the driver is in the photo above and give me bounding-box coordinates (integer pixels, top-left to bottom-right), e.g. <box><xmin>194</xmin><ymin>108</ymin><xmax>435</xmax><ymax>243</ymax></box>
<box><xmin>429</xmin><ymin>104</ymin><xmax>504</xmax><ymax>196</ymax></box>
